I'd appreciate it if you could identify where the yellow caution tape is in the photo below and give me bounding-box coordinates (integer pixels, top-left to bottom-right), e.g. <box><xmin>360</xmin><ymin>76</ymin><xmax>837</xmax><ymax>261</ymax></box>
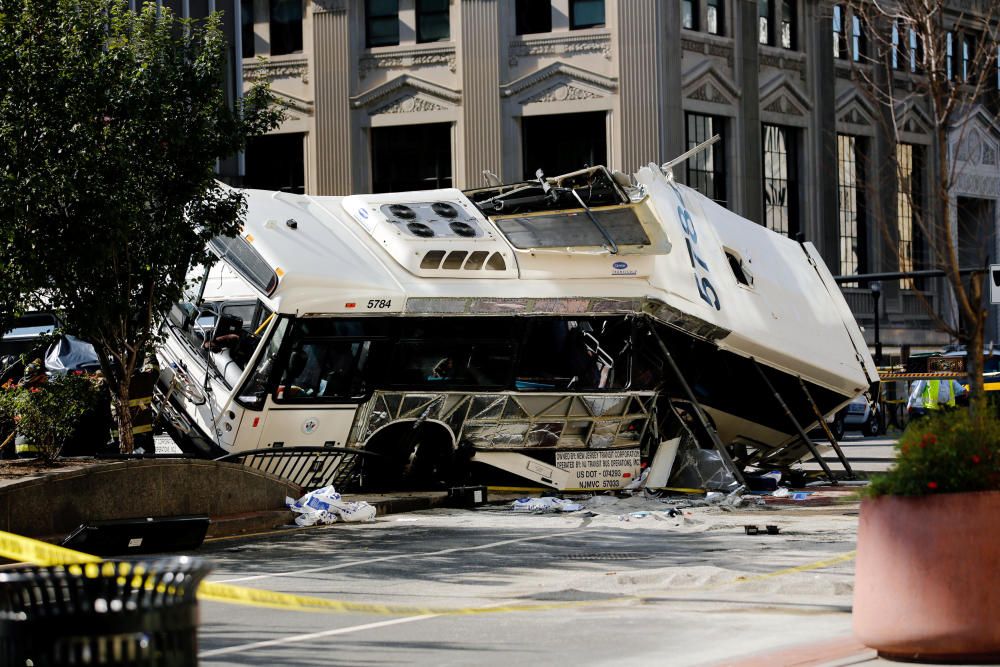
<box><xmin>197</xmin><ymin>581</ymin><xmax>630</xmax><ymax>616</ymax></box>
<box><xmin>0</xmin><ymin>530</ymin><xmax>621</xmax><ymax>616</ymax></box>
<box><xmin>0</xmin><ymin>530</ymin><xmax>856</xmax><ymax>616</ymax></box>
<box><xmin>0</xmin><ymin>530</ymin><xmax>102</xmax><ymax>566</ymax></box>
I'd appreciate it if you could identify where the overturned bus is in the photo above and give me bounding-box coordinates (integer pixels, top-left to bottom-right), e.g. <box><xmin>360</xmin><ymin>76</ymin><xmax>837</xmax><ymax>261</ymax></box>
<box><xmin>154</xmin><ymin>162</ymin><xmax>877</xmax><ymax>491</ymax></box>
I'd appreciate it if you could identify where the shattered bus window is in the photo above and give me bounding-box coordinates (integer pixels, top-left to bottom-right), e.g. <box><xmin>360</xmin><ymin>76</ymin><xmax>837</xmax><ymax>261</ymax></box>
<box><xmin>516</xmin><ymin>318</ymin><xmax>633</xmax><ymax>391</ymax></box>
<box><xmin>391</xmin><ymin>340</ymin><xmax>515</xmax><ymax>388</ymax></box>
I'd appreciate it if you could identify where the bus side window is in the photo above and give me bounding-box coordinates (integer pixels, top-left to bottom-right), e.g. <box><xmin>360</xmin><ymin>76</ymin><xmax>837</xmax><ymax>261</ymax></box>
<box><xmin>320</xmin><ymin>341</ymin><xmax>371</xmax><ymax>399</ymax></box>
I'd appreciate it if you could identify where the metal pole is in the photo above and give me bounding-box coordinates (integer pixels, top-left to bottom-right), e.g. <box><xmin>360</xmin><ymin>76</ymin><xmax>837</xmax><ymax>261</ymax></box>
<box><xmin>797</xmin><ymin>378</ymin><xmax>855</xmax><ymax>478</ymax></box>
<box><xmin>872</xmin><ymin>285</ymin><xmax>882</xmax><ymax>366</ymax></box>
<box><xmin>751</xmin><ymin>358</ymin><xmax>838</xmax><ymax>483</ymax></box>
<box><xmin>833</xmin><ymin>267</ymin><xmax>985</xmax><ymax>284</ymax></box>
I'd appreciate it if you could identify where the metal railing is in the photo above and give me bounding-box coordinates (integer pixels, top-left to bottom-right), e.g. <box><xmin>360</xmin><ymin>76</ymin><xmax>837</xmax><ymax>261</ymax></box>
<box><xmin>215</xmin><ymin>446</ymin><xmax>387</xmax><ymax>491</ymax></box>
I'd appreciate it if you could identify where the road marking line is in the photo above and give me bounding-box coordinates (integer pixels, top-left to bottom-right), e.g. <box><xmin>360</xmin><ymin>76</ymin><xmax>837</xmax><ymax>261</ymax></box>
<box><xmin>702</xmin><ymin>550</ymin><xmax>857</xmax><ymax>590</ymax></box>
<box><xmin>213</xmin><ymin>529</ymin><xmax>592</xmax><ymax>584</ymax></box>
<box><xmin>197</xmin><ymin>614</ymin><xmax>440</xmax><ymax>658</ymax></box>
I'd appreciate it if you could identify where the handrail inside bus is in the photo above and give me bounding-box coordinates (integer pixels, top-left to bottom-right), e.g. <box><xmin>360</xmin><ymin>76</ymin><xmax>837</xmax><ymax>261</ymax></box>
<box><xmin>254</xmin><ymin>312</ymin><xmax>275</xmax><ymax>337</ymax></box>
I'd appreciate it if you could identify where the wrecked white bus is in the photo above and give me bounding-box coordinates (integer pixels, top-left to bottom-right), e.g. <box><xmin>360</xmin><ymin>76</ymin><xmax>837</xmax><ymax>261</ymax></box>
<box><xmin>154</xmin><ymin>162</ymin><xmax>877</xmax><ymax>491</ymax></box>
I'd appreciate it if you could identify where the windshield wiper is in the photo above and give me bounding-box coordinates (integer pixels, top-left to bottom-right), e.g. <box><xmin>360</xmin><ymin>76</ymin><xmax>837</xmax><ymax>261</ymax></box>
<box><xmin>535</xmin><ymin>170</ymin><xmax>619</xmax><ymax>254</ymax></box>
<box><xmin>569</xmin><ymin>188</ymin><xmax>619</xmax><ymax>254</ymax></box>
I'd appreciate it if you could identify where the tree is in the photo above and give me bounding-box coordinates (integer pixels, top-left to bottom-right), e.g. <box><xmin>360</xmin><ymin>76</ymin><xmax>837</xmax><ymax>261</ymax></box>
<box><xmin>0</xmin><ymin>1</ymin><xmax>282</xmax><ymax>452</ymax></box>
<box><xmin>849</xmin><ymin>0</ymin><xmax>999</xmax><ymax>408</ymax></box>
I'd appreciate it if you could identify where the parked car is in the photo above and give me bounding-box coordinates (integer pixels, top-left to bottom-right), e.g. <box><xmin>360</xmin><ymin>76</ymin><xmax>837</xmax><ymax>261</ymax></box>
<box><xmin>0</xmin><ymin>312</ymin><xmax>60</xmax><ymax>384</ymax></box>
<box><xmin>843</xmin><ymin>394</ymin><xmax>882</xmax><ymax>436</ymax></box>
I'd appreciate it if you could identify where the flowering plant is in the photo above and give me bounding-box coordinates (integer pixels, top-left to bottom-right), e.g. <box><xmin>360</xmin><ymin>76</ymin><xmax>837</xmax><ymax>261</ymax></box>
<box><xmin>0</xmin><ymin>373</ymin><xmax>99</xmax><ymax>462</ymax></box>
<box><xmin>867</xmin><ymin>409</ymin><xmax>1000</xmax><ymax>497</ymax></box>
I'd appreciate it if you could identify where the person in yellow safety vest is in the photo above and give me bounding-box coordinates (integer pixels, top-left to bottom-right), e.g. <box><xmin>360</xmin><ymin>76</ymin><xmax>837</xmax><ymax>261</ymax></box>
<box><xmin>907</xmin><ymin>378</ymin><xmax>965</xmax><ymax>419</ymax></box>
<box><xmin>109</xmin><ymin>356</ymin><xmax>158</xmax><ymax>453</ymax></box>
<box><xmin>14</xmin><ymin>359</ymin><xmax>46</xmax><ymax>458</ymax></box>
<box><xmin>923</xmin><ymin>379</ymin><xmax>956</xmax><ymax>410</ymax></box>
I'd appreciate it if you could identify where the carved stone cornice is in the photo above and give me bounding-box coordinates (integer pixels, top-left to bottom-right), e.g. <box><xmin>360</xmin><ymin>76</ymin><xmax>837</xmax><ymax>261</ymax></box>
<box><xmin>680</xmin><ymin>38</ymin><xmax>734</xmax><ymax>68</ymax></box>
<box><xmin>243</xmin><ymin>58</ymin><xmax>309</xmax><ymax>84</ymax></box>
<box><xmin>372</xmin><ymin>97</ymin><xmax>446</xmax><ymax>115</ymax></box>
<box><xmin>359</xmin><ymin>46</ymin><xmax>457</xmax><ymax>79</ymax></box>
<box><xmin>508</xmin><ymin>32</ymin><xmax>612</xmax><ymax>67</ymax></box>
<box><xmin>524</xmin><ymin>83</ymin><xmax>601</xmax><ymax>104</ymax></box>
<box><xmin>954</xmin><ymin>172</ymin><xmax>1000</xmax><ymax>197</ymax></box>
<box><xmin>758</xmin><ymin>49</ymin><xmax>806</xmax><ymax>76</ymax></box>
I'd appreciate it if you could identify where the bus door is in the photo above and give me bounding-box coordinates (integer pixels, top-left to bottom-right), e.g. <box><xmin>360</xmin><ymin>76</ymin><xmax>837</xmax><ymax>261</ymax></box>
<box><xmin>233</xmin><ymin>317</ymin><xmax>381</xmax><ymax>450</ymax></box>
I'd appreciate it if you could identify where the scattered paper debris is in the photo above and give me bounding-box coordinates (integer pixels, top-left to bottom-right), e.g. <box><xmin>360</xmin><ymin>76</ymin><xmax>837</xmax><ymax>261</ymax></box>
<box><xmin>286</xmin><ymin>486</ymin><xmax>377</xmax><ymax>526</ymax></box>
<box><xmin>510</xmin><ymin>497</ymin><xmax>583</xmax><ymax>513</ymax></box>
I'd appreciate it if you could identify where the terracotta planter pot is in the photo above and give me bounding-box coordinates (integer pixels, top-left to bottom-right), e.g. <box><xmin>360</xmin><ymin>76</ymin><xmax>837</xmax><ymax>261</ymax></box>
<box><xmin>853</xmin><ymin>490</ymin><xmax>1000</xmax><ymax>662</ymax></box>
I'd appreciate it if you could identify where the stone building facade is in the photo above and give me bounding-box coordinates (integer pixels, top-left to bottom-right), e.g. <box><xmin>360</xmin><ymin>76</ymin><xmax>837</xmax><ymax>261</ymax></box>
<box><xmin>237</xmin><ymin>0</ymin><xmax>1000</xmax><ymax>359</ymax></box>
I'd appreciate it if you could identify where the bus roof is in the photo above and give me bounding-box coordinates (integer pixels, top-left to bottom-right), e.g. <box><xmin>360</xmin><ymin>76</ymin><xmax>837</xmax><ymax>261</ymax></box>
<box><xmin>218</xmin><ymin>164</ymin><xmax>876</xmax><ymax>399</ymax></box>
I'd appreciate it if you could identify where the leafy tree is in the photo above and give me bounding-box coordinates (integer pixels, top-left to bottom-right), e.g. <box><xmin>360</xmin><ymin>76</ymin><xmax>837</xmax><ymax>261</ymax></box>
<box><xmin>0</xmin><ymin>1</ymin><xmax>281</xmax><ymax>452</ymax></box>
<box><xmin>849</xmin><ymin>0</ymin><xmax>999</xmax><ymax>411</ymax></box>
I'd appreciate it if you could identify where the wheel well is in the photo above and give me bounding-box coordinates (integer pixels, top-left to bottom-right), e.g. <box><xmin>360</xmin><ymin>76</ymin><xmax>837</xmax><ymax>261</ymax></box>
<box><xmin>361</xmin><ymin>420</ymin><xmax>458</xmax><ymax>490</ymax></box>
<box><xmin>363</xmin><ymin>420</ymin><xmax>456</xmax><ymax>457</ymax></box>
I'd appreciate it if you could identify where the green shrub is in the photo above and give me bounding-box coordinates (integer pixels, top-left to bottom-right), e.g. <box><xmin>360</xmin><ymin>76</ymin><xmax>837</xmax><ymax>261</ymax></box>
<box><xmin>0</xmin><ymin>374</ymin><xmax>100</xmax><ymax>462</ymax></box>
<box><xmin>867</xmin><ymin>409</ymin><xmax>1000</xmax><ymax>497</ymax></box>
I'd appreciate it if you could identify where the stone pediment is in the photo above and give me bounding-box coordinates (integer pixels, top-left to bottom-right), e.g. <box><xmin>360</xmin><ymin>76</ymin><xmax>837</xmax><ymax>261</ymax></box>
<box><xmin>895</xmin><ymin>100</ymin><xmax>932</xmax><ymax>135</ymax></box>
<box><xmin>500</xmin><ymin>62</ymin><xmax>618</xmax><ymax>102</ymax></box>
<box><xmin>681</xmin><ymin>61</ymin><xmax>740</xmax><ymax>106</ymax></box>
<box><xmin>759</xmin><ymin>74</ymin><xmax>811</xmax><ymax>117</ymax></box>
<box><xmin>835</xmin><ymin>87</ymin><xmax>877</xmax><ymax>127</ymax></box>
<box><xmin>351</xmin><ymin>74</ymin><xmax>461</xmax><ymax>113</ymax></box>
<box><xmin>951</xmin><ymin>108</ymin><xmax>1000</xmax><ymax>168</ymax></box>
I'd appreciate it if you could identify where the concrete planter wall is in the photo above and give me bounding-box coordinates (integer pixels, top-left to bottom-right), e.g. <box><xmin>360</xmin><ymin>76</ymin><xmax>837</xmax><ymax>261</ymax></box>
<box><xmin>0</xmin><ymin>459</ymin><xmax>301</xmax><ymax>539</ymax></box>
<box><xmin>853</xmin><ymin>490</ymin><xmax>1000</xmax><ymax>662</ymax></box>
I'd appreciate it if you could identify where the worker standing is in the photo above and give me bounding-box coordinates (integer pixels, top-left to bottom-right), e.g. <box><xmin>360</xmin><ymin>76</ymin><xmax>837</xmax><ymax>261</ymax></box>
<box><xmin>109</xmin><ymin>355</ymin><xmax>158</xmax><ymax>454</ymax></box>
<box><xmin>906</xmin><ymin>378</ymin><xmax>964</xmax><ymax>420</ymax></box>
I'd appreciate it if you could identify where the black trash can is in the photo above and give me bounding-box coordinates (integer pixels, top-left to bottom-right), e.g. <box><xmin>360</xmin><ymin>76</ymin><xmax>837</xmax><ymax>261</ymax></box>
<box><xmin>0</xmin><ymin>556</ymin><xmax>211</xmax><ymax>666</ymax></box>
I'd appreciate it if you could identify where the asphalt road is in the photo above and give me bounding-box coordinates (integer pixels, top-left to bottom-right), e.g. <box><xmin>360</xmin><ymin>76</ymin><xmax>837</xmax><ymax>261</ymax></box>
<box><xmin>192</xmin><ymin>499</ymin><xmax>862</xmax><ymax>667</ymax></box>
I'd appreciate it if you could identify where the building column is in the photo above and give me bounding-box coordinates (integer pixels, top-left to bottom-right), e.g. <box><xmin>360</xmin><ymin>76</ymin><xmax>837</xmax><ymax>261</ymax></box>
<box><xmin>459</xmin><ymin>0</ymin><xmax>502</xmax><ymax>187</ymax></box>
<box><xmin>617</xmin><ymin>0</ymin><xmax>667</xmax><ymax>173</ymax></box>
<box><xmin>664</xmin><ymin>1</ymin><xmax>685</xmax><ymax>177</ymax></box>
<box><xmin>313</xmin><ymin>0</ymin><xmax>353</xmax><ymax>195</ymax></box>
<box><xmin>734</xmin><ymin>0</ymin><xmax>762</xmax><ymax>223</ymax></box>
<box><xmin>807</xmin><ymin>2</ymin><xmax>839</xmax><ymax>269</ymax></box>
